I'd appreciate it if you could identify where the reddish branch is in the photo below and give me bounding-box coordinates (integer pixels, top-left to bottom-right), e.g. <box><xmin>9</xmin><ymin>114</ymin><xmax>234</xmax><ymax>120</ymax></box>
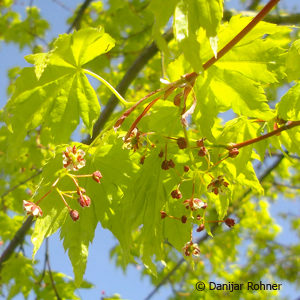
<box><xmin>203</xmin><ymin>0</ymin><xmax>280</xmax><ymax>70</ymax></box>
<box><xmin>228</xmin><ymin>121</ymin><xmax>300</xmax><ymax>150</ymax></box>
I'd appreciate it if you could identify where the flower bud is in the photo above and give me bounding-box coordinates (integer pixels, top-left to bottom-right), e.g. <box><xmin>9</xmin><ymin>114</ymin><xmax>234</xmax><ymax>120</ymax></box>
<box><xmin>168</xmin><ymin>159</ymin><xmax>175</xmax><ymax>168</ymax></box>
<box><xmin>183</xmin><ymin>165</ymin><xmax>190</xmax><ymax>172</ymax></box>
<box><xmin>161</xmin><ymin>160</ymin><xmax>169</xmax><ymax>170</ymax></box>
<box><xmin>177</xmin><ymin>137</ymin><xmax>187</xmax><ymax>149</ymax></box>
<box><xmin>196</xmin><ymin>224</ymin><xmax>205</xmax><ymax>232</ymax></box>
<box><xmin>171</xmin><ymin>189</ymin><xmax>182</xmax><ymax>199</ymax></box>
<box><xmin>78</xmin><ymin>194</ymin><xmax>91</xmax><ymax>207</ymax></box>
<box><xmin>70</xmin><ymin>210</ymin><xmax>80</xmax><ymax>221</ymax></box>
<box><xmin>228</xmin><ymin>148</ymin><xmax>239</xmax><ymax>158</ymax></box>
<box><xmin>160</xmin><ymin>211</ymin><xmax>167</xmax><ymax>219</ymax></box>
<box><xmin>224</xmin><ymin>218</ymin><xmax>235</xmax><ymax>228</ymax></box>
<box><xmin>198</xmin><ymin>146</ymin><xmax>207</xmax><ymax>157</ymax></box>
<box><xmin>92</xmin><ymin>171</ymin><xmax>103</xmax><ymax>183</ymax></box>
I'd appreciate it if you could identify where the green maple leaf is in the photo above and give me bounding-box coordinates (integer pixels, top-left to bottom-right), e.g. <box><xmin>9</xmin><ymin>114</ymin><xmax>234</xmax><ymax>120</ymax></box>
<box><xmin>4</xmin><ymin>27</ymin><xmax>115</xmax><ymax>157</ymax></box>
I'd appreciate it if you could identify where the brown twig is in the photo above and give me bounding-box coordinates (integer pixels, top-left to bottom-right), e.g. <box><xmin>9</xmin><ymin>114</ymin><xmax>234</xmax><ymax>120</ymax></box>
<box><xmin>45</xmin><ymin>239</ymin><xmax>62</xmax><ymax>300</ymax></box>
<box><xmin>228</xmin><ymin>121</ymin><xmax>300</xmax><ymax>150</ymax></box>
<box><xmin>67</xmin><ymin>0</ymin><xmax>93</xmax><ymax>33</ymax></box>
<box><xmin>0</xmin><ymin>216</ymin><xmax>34</xmax><ymax>271</ymax></box>
<box><xmin>0</xmin><ymin>169</ymin><xmax>42</xmax><ymax>200</ymax></box>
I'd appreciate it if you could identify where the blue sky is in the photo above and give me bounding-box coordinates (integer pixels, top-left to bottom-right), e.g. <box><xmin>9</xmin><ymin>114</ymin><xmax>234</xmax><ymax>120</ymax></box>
<box><xmin>0</xmin><ymin>0</ymin><xmax>299</xmax><ymax>299</ymax></box>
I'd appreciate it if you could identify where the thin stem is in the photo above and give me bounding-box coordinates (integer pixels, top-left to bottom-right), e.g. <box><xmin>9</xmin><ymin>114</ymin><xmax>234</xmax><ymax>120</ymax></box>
<box><xmin>124</xmin><ymin>97</ymin><xmax>160</xmax><ymax>141</ymax></box>
<box><xmin>56</xmin><ymin>188</ymin><xmax>71</xmax><ymax>210</ymax></box>
<box><xmin>83</xmin><ymin>69</ymin><xmax>131</xmax><ymax>106</ymax></box>
<box><xmin>67</xmin><ymin>173</ymin><xmax>80</xmax><ymax>189</ymax></box>
<box><xmin>36</xmin><ymin>189</ymin><xmax>52</xmax><ymax>205</ymax></box>
<box><xmin>73</xmin><ymin>174</ymin><xmax>92</xmax><ymax>178</ymax></box>
<box><xmin>61</xmin><ymin>192</ymin><xmax>74</xmax><ymax>199</ymax></box>
<box><xmin>228</xmin><ymin>120</ymin><xmax>300</xmax><ymax>150</ymax></box>
<box><xmin>36</xmin><ymin>177</ymin><xmax>60</xmax><ymax>205</ymax></box>
<box><xmin>183</xmin><ymin>126</ymin><xmax>195</xmax><ymax>167</ymax></box>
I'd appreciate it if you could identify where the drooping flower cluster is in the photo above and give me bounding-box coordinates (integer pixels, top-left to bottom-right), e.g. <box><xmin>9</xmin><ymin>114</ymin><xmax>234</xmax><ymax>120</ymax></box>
<box><xmin>23</xmin><ymin>145</ymin><xmax>103</xmax><ymax>221</ymax></box>
<box><xmin>23</xmin><ymin>200</ymin><xmax>43</xmax><ymax>217</ymax></box>
<box><xmin>63</xmin><ymin>145</ymin><xmax>86</xmax><ymax>171</ymax></box>
<box><xmin>207</xmin><ymin>175</ymin><xmax>229</xmax><ymax>195</ymax></box>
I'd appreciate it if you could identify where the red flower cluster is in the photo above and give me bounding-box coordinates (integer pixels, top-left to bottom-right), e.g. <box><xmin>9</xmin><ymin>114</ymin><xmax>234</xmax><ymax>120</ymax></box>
<box><xmin>63</xmin><ymin>145</ymin><xmax>86</xmax><ymax>171</ymax></box>
<box><xmin>207</xmin><ymin>175</ymin><xmax>229</xmax><ymax>195</ymax></box>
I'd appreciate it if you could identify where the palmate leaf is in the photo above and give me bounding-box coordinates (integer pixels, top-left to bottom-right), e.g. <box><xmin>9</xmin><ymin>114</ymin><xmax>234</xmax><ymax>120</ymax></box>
<box><xmin>192</xmin><ymin>16</ymin><xmax>291</xmax><ymax>130</ymax></box>
<box><xmin>4</xmin><ymin>27</ymin><xmax>115</xmax><ymax>157</ymax></box>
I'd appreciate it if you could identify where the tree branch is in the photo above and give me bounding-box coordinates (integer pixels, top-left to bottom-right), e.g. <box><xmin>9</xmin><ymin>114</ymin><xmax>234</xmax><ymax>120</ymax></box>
<box><xmin>0</xmin><ymin>216</ymin><xmax>34</xmax><ymax>271</ymax></box>
<box><xmin>228</xmin><ymin>121</ymin><xmax>300</xmax><ymax>150</ymax></box>
<box><xmin>67</xmin><ymin>0</ymin><xmax>93</xmax><ymax>33</ymax></box>
<box><xmin>0</xmin><ymin>169</ymin><xmax>42</xmax><ymax>200</ymax></box>
<box><xmin>45</xmin><ymin>239</ymin><xmax>61</xmax><ymax>300</ymax></box>
<box><xmin>223</xmin><ymin>11</ymin><xmax>300</xmax><ymax>24</ymax></box>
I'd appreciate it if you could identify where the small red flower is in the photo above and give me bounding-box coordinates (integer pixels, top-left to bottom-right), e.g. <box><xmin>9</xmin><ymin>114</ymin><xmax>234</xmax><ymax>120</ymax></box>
<box><xmin>168</xmin><ymin>159</ymin><xmax>175</xmax><ymax>168</ymax></box>
<box><xmin>160</xmin><ymin>211</ymin><xmax>167</xmax><ymax>219</ymax></box>
<box><xmin>171</xmin><ymin>189</ymin><xmax>182</xmax><ymax>199</ymax></box>
<box><xmin>196</xmin><ymin>224</ymin><xmax>205</xmax><ymax>232</ymax></box>
<box><xmin>181</xmin><ymin>215</ymin><xmax>187</xmax><ymax>223</ymax></box>
<box><xmin>228</xmin><ymin>148</ymin><xmax>239</xmax><ymax>158</ymax></box>
<box><xmin>161</xmin><ymin>160</ymin><xmax>169</xmax><ymax>170</ymax></box>
<box><xmin>207</xmin><ymin>175</ymin><xmax>229</xmax><ymax>195</ymax></box>
<box><xmin>92</xmin><ymin>171</ymin><xmax>103</xmax><ymax>183</ymax></box>
<box><xmin>63</xmin><ymin>145</ymin><xmax>86</xmax><ymax>171</ymax></box>
<box><xmin>78</xmin><ymin>194</ymin><xmax>91</xmax><ymax>207</ymax></box>
<box><xmin>177</xmin><ymin>137</ymin><xmax>187</xmax><ymax>149</ymax></box>
<box><xmin>70</xmin><ymin>210</ymin><xmax>80</xmax><ymax>221</ymax></box>
<box><xmin>182</xmin><ymin>241</ymin><xmax>200</xmax><ymax>258</ymax></box>
<box><xmin>183</xmin><ymin>198</ymin><xmax>206</xmax><ymax>211</ymax></box>
<box><xmin>124</xmin><ymin>128</ymin><xmax>142</xmax><ymax>151</ymax></box>
<box><xmin>224</xmin><ymin>218</ymin><xmax>235</xmax><ymax>228</ymax></box>
<box><xmin>198</xmin><ymin>146</ymin><xmax>208</xmax><ymax>157</ymax></box>
<box><xmin>196</xmin><ymin>138</ymin><xmax>205</xmax><ymax>147</ymax></box>
<box><xmin>23</xmin><ymin>200</ymin><xmax>43</xmax><ymax>217</ymax></box>
<box><xmin>183</xmin><ymin>165</ymin><xmax>190</xmax><ymax>172</ymax></box>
